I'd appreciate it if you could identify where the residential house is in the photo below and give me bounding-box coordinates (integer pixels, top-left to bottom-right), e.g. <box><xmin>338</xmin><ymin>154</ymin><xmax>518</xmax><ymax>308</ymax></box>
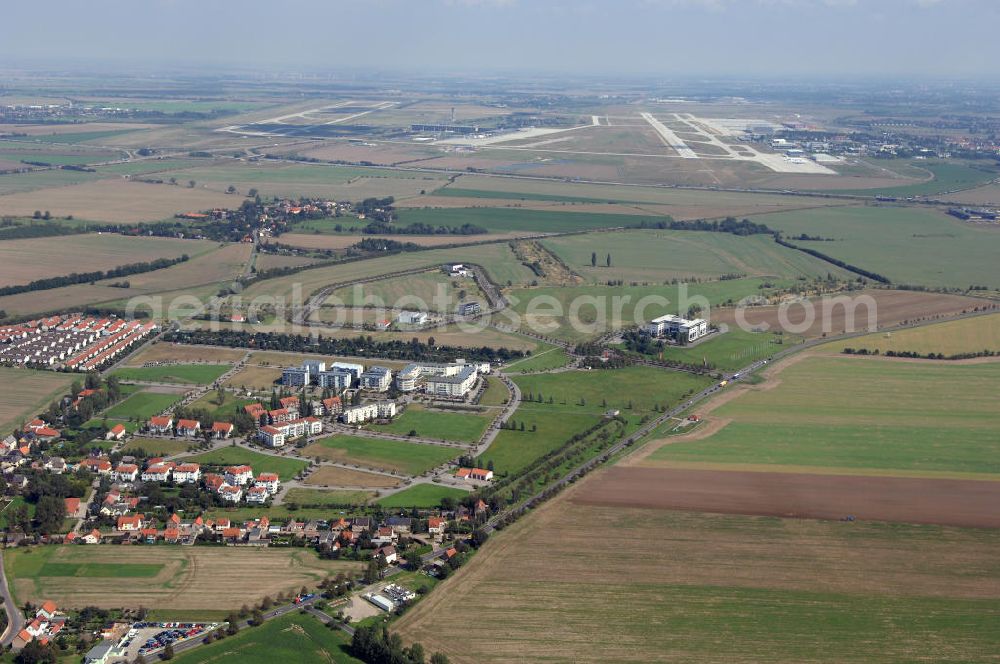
<box><xmin>211</xmin><ymin>422</ymin><xmax>234</xmax><ymax>439</ymax></box>
<box><xmin>321</xmin><ymin>396</ymin><xmax>343</xmax><ymax>416</ymax></box>
<box><xmin>341</xmin><ymin>403</ymin><xmax>378</xmax><ymax>425</ymax></box>
<box><xmin>176</xmin><ymin>419</ymin><xmax>201</xmax><ymax>437</ymax></box>
<box><xmin>387</xmin><ymin>516</ymin><xmax>412</xmax><ymax>534</ymax></box>
<box><xmin>203</xmin><ymin>473</ymin><xmax>225</xmax><ymax>492</ymax></box>
<box><xmin>269</xmin><ymin>408</ymin><xmax>293</xmax><ymax>424</ymax></box>
<box><xmin>246</xmin><ymin>486</ymin><xmax>269</xmax><ymax>504</ymax></box>
<box><xmin>279</xmin><ymin>396</ymin><xmax>300</xmax><ymax>417</ymax></box>
<box><xmin>105</xmin><ymin>424</ymin><xmax>126</xmax><ymax>441</ymax></box>
<box><xmin>148</xmin><ymin>416</ymin><xmax>173</xmax><ymax>434</ymax></box>
<box><xmin>373</xmin><ymin>527</ymin><xmax>397</xmax><ymax>546</ymax></box>
<box><xmin>82</xmin><ymin>529</ymin><xmax>102</xmax><ymax>544</ymax></box>
<box><xmin>352</xmin><ymin>516</ymin><xmax>372</xmax><ymax>533</ymax></box>
<box><xmin>64</xmin><ymin>497</ymin><xmax>80</xmax><ymax>516</ymax></box>
<box><xmin>117</xmin><ymin>514</ymin><xmax>144</xmax><ymax>532</ymax></box>
<box><xmin>141</xmin><ymin>463</ymin><xmax>172</xmax><ymax>482</ymax></box>
<box><xmin>427</xmin><ymin>517</ymin><xmax>446</xmax><ymax>535</ymax></box>
<box><xmin>255</xmin><ymin>472</ymin><xmax>280</xmax><ymax>494</ymax></box>
<box><xmin>244</xmin><ymin>403</ymin><xmax>267</xmax><ymax>422</ymax></box>
<box><xmin>456</xmin><ymin>467</ymin><xmax>494</xmax><ymax>482</ymax></box>
<box><xmin>44</xmin><ymin>457</ymin><xmax>66</xmax><ymax>474</ymax></box>
<box><xmin>172</xmin><ymin>463</ymin><xmax>201</xmax><ymax>484</ymax></box>
<box><xmin>219</xmin><ymin>485</ymin><xmax>243</xmax><ymax>503</ymax></box>
<box><xmin>257</xmin><ymin>425</ymin><xmax>286</xmax><ymax>448</ymax></box>
<box><xmin>225</xmin><ymin>465</ymin><xmax>254</xmax><ymax>486</ymax></box>
<box><xmin>113</xmin><ymin>463</ymin><xmax>138</xmax><ymax>483</ymax></box>
<box><xmin>375</xmin><ymin>545</ymin><xmax>398</xmax><ymax>565</ymax></box>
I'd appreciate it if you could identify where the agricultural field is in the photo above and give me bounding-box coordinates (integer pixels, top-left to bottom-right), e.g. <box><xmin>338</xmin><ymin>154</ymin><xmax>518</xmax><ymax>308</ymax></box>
<box><xmin>368</xmin><ymin>405</ymin><xmax>491</xmax><ymax>443</ymax></box>
<box><xmin>0</xmin><ymin>179</ymin><xmax>236</xmax><ymax>223</ymax></box>
<box><xmin>396</xmin><ymin>493</ymin><xmax>1000</xmax><ymax>663</ymax></box>
<box><xmin>99</xmin><ymin>389</ymin><xmax>181</xmax><ymax>421</ymax></box>
<box><xmin>173</xmin><ymin>612</ymin><xmax>362</xmax><ymax>664</ymax></box>
<box><xmin>712</xmin><ymin>288</ymin><xmax>991</xmax><ymax>339</ymax></box>
<box><xmin>284</xmin><ymin>487</ymin><xmax>375</xmax><ymax>506</ymax></box>
<box><xmin>330</xmin><ymin>270</ymin><xmax>487</xmax><ymax>313</ymax></box>
<box><xmin>300</xmin><ymin>435</ymin><xmax>459</xmax><ymax>477</ymax></box>
<box><xmin>5</xmin><ymin>545</ymin><xmax>357</xmax><ymax>613</ymax></box>
<box><xmin>503</xmin><ymin>344</ymin><xmax>571</xmax><ymax>373</ymax></box>
<box><xmin>301</xmin><ymin>466</ymin><xmax>401</xmax><ymax>489</ymax></box>
<box><xmin>541</xmin><ymin>229</ymin><xmax>850</xmax><ymax>283</ymax></box>
<box><xmin>483</xmin><ymin>366</ymin><xmax>711</xmax><ymax>474</ymax></box>
<box><xmin>155</xmin><ymin>161</ymin><xmax>447</xmax><ymax>200</ymax></box>
<box><xmin>111</xmin><ymin>363</ymin><xmax>231</xmax><ymax>385</ymax></box>
<box><xmin>748</xmin><ymin>205</ymin><xmax>1000</xmax><ymax>289</ymax></box>
<box><xmin>824</xmin><ymin>160</ymin><xmax>998</xmax><ymax>197</ymax></box>
<box><xmin>0</xmin><ymin>367</ymin><xmax>73</xmax><ymax>433</ymax></box>
<box><xmin>184</xmin><ymin>447</ymin><xmax>308</xmax><ymax>481</ymax></box>
<box><xmin>644</xmin><ymin>354</ymin><xmax>1000</xmax><ymax>478</ymax></box>
<box><xmin>272</xmin><ymin>231</ymin><xmax>529</xmax><ymax>250</ymax></box>
<box><xmin>376</xmin><ymin>483</ymin><xmax>469</xmax><ymax>509</ymax></box>
<box><xmin>0</xmin><ymin>233</ymin><xmax>213</xmax><ymax>286</ymax></box>
<box><xmin>509</xmin><ymin>277</ymin><xmax>784</xmax><ymax>342</ymax></box>
<box><xmin>823</xmin><ymin>312</ymin><xmax>1000</xmax><ymax>356</ymax></box>
<box><xmin>397</xmin><ymin>206</ymin><xmax>656</xmax><ymax>234</ymax></box>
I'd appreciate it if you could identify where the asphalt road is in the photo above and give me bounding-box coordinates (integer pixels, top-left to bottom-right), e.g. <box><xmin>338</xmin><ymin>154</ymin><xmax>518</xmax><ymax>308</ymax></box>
<box><xmin>0</xmin><ymin>551</ymin><xmax>25</xmax><ymax>648</ymax></box>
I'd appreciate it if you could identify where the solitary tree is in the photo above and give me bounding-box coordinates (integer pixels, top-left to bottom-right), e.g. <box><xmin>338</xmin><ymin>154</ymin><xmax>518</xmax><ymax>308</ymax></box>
<box><xmin>606</xmin><ymin>253</ymin><xmax>612</xmax><ymax>267</ymax></box>
<box><xmin>591</xmin><ymin>251</ymin><xmax>597</xmax><ymax>267</ymax></box>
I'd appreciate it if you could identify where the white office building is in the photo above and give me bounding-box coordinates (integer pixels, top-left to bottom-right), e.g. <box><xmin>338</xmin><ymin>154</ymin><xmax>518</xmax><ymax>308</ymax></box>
<box><xmin>645</xmin><ymin>315</ymin><xmax>708</xmax><ymax>344</ymax></box>
<box><xmin>425</xmin><ymin>365</ymin><xmax>478</xmax><ymax>397</ymax></box>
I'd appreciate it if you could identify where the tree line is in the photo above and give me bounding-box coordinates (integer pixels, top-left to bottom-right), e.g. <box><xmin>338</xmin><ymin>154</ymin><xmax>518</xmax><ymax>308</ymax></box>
<box><xmin>774</xmin><ymin>235</ymin><xmax>890</xmax><ymax>283</ymax></box>
<box><xmin>363</xmin><ymin>221</ymin><xmax>488</xmax><ymax>236</ymax></box>
<box><xmin>0</xmin><ymin>255</ymin><xmax>190</xmax><ymax>296</ymax></box>
<box><xmin>162</xmin><ymin>329</ymin><xmax>526</xmax><ymax>363</ymax></box>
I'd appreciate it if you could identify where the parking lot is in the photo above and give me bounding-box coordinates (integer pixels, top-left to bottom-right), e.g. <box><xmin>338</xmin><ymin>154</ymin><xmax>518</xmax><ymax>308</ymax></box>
<box><xmin>116</xmin><ymin>622</ymin><xmax>218</xmax><ymax>661</ymax></box>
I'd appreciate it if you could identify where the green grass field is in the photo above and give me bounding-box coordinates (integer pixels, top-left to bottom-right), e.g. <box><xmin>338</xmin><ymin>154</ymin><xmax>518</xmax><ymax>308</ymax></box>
<box><xmin>397</xmin><ymin>206</ymin><xmax>654</xmax><ymax>233</ymax></box>
<box><xmin>284</xmin><ymin>487</ymin><xmax>373</xmax><ymax>507</ymax></box>
<box><xmin>302</xmin><ymin>435</ymin><xmax>459</xmax><ymax>476</ymax></box>
<box><xmin>509</xmin><ymin>277</ymin><xmax>783</xmax><ymax>342</ymax></box>
<box><xmin>830</xmin><ymin>160</ymin><xmax>998</xmax><ymax>197</ymax></box>
<box><xmin>639</xmin><ymin>327</ymin><xmax>802</xmax><ymax>372</ymax></box>
<box><xmin>376</xmin><ymin>484</ymin><xmax>469</xmax><ymax>508</ymax></box>
<box><xmin>102</xmin><ymin>390</ymin><xmax>180</xmax><ymax>421</ymax></box>
<box><xmin>504</xmin><ymin>343</ymin><xmax>571</xmax><ymax>372</ymax></box>
<box><xmin>25</xmin><ymin>129</ymin><xmax>144</xmax><ymax>144</ymax></box>
<box><xmin>7</xmin><ymin>546</ymin><xmax>162</xmax><ymax>580</ymax></box>
<box><xmin>369</xmin><ymin>405</ymin><xmax>491</xmax><ymax>443</ymax></box>
<box><xmin>542</xmin><ymin>230</ymin><xmax>848</xmax><ymax>282</ymax></box>
<box><xmin>111</xmin><ymin>363</ymin><xmax>231</xmax><ymax>385</ymax></box>
<box><xmin>184</xmin><ymin>447</ymin><xmax>308</xmax><ymax>481</ymax></box>
<box><xmin>649</xmin><ymin>355</ymin><xmax>1000</xmax><ymax>477</ymax></box>
<box><xmin>479</xmin><ymin>376</ymin><xmax>511</xmax><ymax>407</ymax></box>
<box><xmin>484</xmin><ymin>366</ymin><xmax>712</xmax><ymax>474</ymax></box>
<box><xmin>173</xmin><ymin>612</ymin><xmax>362</xmax><ymax>664</ymax></box>
<box><xmin>331</xmin><ymin>270</ymin><xmax>486</xmax><ymax>313</ymax></box>
<box><xmin>750</xmin><ymin>205</ymin><xmax>1000</xmax><ymax>289</ymax></box>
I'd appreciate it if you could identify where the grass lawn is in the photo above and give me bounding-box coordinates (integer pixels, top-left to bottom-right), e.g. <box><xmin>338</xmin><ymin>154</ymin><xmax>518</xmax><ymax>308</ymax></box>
<box><xmin>478</xmin><ymin>376</ymin><xmax>510</xmax><ymax>407</ymax></box>
<box><xmin>377</xmin><ymin>484</ymin><xmax>469</xmax><ymax>508</ymax></box>
<box><xmin>173</xmin><ymin>612</ymin><xmax>362</xmax><ymax>664</ymax></box>
<box><xmin>648</xmin><ymin>355</ymin><xmax>1000</xmax><ymax>477</ymax></box>
<box><xmin>184</xmin><ymin>447</ymin><xmax>307</xmax><ymax>481</ymax></box>
<box><xmin>111</xmin><ymin>364</ymin><xmax>231</xmax><ymax>385</ymax></box>
<box><xmin>121</xmin><ymin>437</ymin><xmax>194</xmax><ymax>457</ymax></box>
<box><xmin>749</xmin><ymin>205</ymin><xmax>1000</xmax><ymax>289</ymax></box>
<box><xmin>829</xmin><ymin>160</ymin><xmax>999</xmax><ymax>197</ymax></box>
<box><xmin>102</xmin><ymin>390</ymin><xmax>180</xmax><ymax>421</ymax></box>
<box><xmin>483</xmin><ymin>366</ymin><xmax>712</xmax><ymax>475</ymax></box>
<box><xmin>301</xmin><ymin>436</ymin><xmax>459</xmax><ymax>477</ymax></box>
<box><xmin>369</xmin><ymin>405</ymin><xmax>491</xmax><ymax>443</ymax></box>
<box><xmin>504</xmin><ymin>343</ymin><xmax>571</xmax><ymax>372</ymax></box>
<box><xmin>0</xmin><ymin>496</ymin><xmax>34</xmax><ymax>531</ymax></box>
<box><xmin>6</xmin><ymin>546</ymin><xmax>162</xmax><ymax>582</ymax></box>
<box><xmin>644</xmin><ymin>327</ymin><xmax>802</xmax><ymax>372</ymax></box>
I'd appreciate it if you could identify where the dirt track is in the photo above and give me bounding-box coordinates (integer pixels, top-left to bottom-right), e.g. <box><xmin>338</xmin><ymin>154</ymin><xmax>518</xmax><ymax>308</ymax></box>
<box><xmin>572</xmin><ymin>467</ymin><xmax>1000</xmax><ymax>528</ymax></box>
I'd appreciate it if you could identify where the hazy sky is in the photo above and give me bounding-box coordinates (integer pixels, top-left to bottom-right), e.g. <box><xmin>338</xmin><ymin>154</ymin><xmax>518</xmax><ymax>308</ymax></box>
<box><xmin>1</xmin><ymin>0</ymin><xmax>995</xmax><ymax>78</ymax></box>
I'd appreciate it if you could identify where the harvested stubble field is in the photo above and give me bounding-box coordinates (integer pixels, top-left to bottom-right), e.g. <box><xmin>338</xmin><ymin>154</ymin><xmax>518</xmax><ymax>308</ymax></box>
<box><xmin>111</xmin><ymin>363</ymin><xmax>231</xmax><ymax>385</ymax></box>
<box><xmin>126</xmin><ymin>343</ymin><xmax>248</xmax><ymax>366</ymax></box>
<box><xmin>254</xmin><ymin>253</ymin><xmax>318</xmax><ymax>271</ymax></box>
<box><xmin>330</xmin><ymin>270</ymin><xmax>486</xmax><ymax>313</ymax></box>
<box><xmin>396</xmin><ymin>493</ymin><xmax>1000</xmax><ymax>663</ymax></box>
<box><xmin>574</xmin><ymin>466</ymin><xmax>1000</xmax><ymax>528</ymax></box>
<box><xmin>823</xmin><ymin>311</ymin><xmax>1000</xmax><ymax>355</ymax></box>
<box><xmin>0</xmin><ymin>233</ymin><xmax>213</xmax><ymax>285</ymax></box>
<box><xmin>301</xmin><ymin>435</ymin><xmax>459</xmax><ymax>477</ymax></box>
<box><xmin>712</xmin><ymin>288</ymin><xmax>990</xmax><ymax>339</ymax></box>
<box><xmin>0</xmin><ymin>367</ymin><xmax>73</xmax><ymax>433</ymax></box>
<box><xmin>0</xmin><ymin>179</ymin><xmax>236</xmax><ymax>223</ymax></box>
<box><xmin>302</xmin><ymin>465</ymin><xmax>401</xmax><ymax>489</ymax></box>
<box><xmin>6</xmin><ymin>546</ymin><xmax>358</xmax><ymax>612</ymax></box>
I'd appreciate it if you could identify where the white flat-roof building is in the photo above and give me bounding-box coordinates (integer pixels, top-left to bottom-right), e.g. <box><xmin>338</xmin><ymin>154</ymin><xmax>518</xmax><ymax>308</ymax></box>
<box><xmin>341</xmin><ymin>403</ymin><xmax>379</xmax><ymax>424</ymax></box>
<box><xmin>329</xmin><ymin>362</ymin><xmax>365</xmax><ymax>379</ymax></box>
<box><xmin>397</xmin><ymin>311</ymin><xmax>428</xmax><ymax>326</ymax></box>
<box><xmin>425</xmin><ymin>365</ymin><xmax>478</xmax><ymax>397</ymax></box>
<box><xmin>360</xmin><ymin>366</ymin><xmax>392</xmax><ymax>392</ymax></box>
<box><xmin>645</xmin><ymin>315</ymin><xmax>708</xmax><ymax>344</ymax></box>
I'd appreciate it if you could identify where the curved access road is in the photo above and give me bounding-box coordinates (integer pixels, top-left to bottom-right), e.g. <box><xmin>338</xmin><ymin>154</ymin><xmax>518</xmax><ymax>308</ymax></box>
<box><xmin>0</xmin><ymin>551</ymin><xmax>24</xmax><ymax>648</ymax></box>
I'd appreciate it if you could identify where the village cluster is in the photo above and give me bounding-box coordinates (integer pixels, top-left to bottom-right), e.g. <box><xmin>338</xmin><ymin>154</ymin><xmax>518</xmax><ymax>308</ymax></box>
<box><xmin>0</xmin><ymin>315</ymin><xmax>157</xmax><ymax>370</ymax></box>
